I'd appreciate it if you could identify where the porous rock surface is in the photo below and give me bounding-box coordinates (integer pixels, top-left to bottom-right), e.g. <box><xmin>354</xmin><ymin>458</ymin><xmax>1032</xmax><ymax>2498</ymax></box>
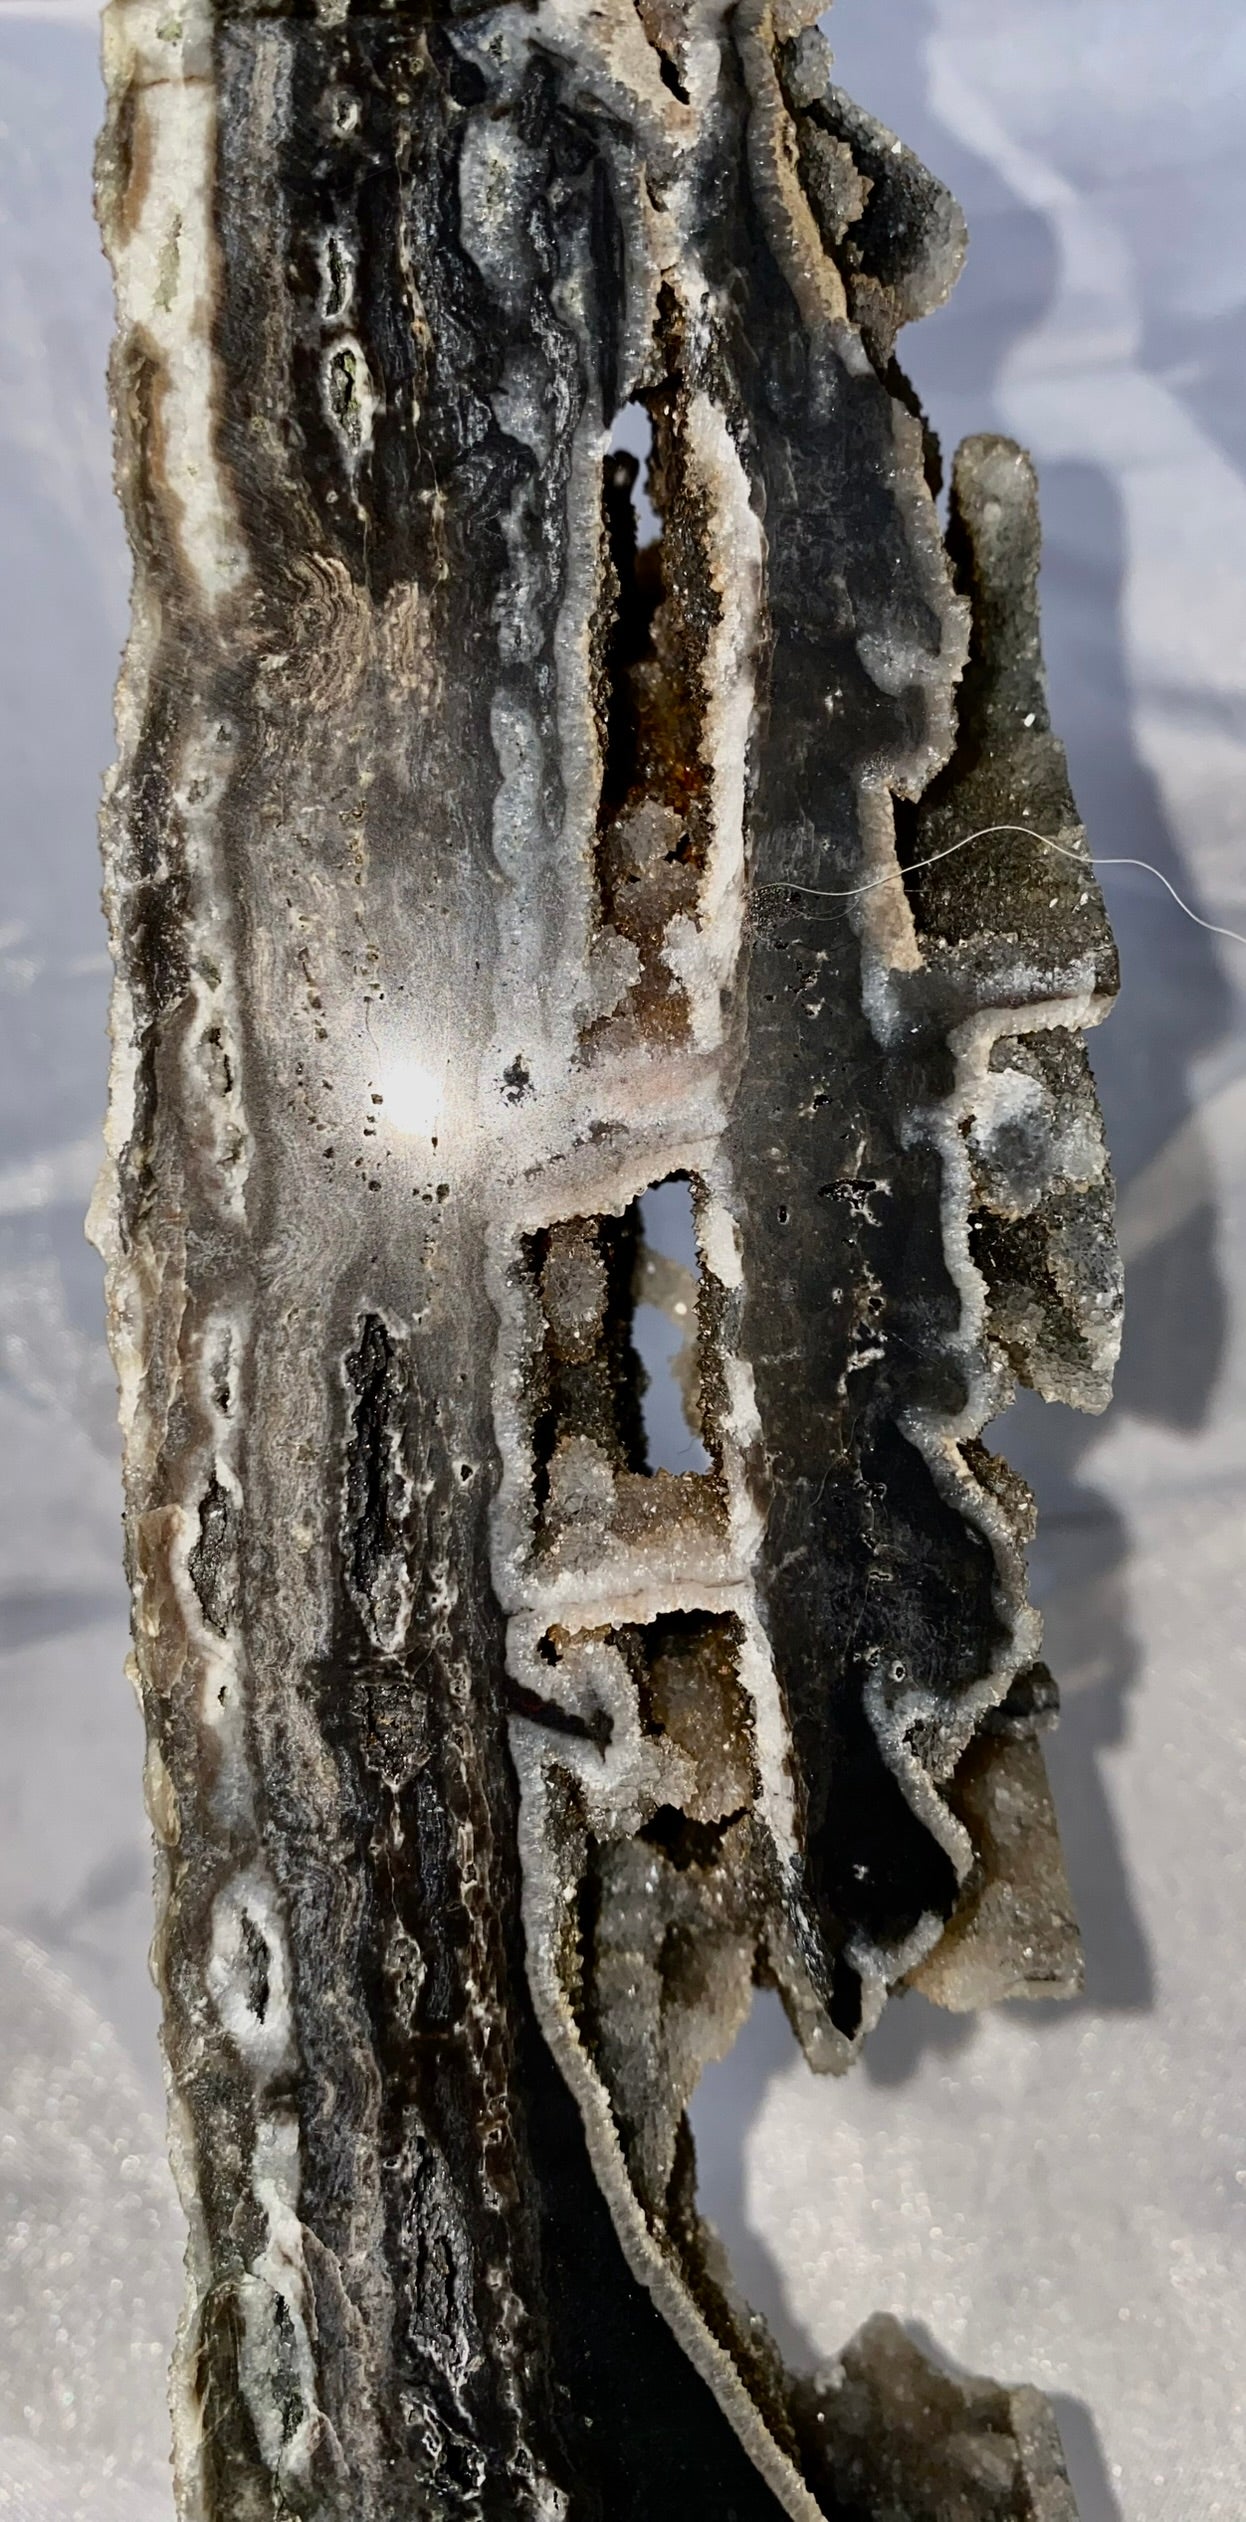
<box><xmin>93</xmin><ymin>2</ymin><xmax>1118</xmax><ymax>2514</ymax></box>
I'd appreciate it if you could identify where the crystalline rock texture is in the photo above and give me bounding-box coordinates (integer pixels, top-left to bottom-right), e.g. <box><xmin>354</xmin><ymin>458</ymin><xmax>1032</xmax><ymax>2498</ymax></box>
<box><xmin>93</xmin><ymin>2</ymin><xmax>1120</xmax><ymax>2516</ymax></box>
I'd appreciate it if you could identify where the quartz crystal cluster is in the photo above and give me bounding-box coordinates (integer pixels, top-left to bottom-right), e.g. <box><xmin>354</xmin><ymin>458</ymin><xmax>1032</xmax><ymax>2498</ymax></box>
<box><xmin>94</xmin><ymin>2</ymin><xmax>1120</xmax><ymax>2514</ymax></box>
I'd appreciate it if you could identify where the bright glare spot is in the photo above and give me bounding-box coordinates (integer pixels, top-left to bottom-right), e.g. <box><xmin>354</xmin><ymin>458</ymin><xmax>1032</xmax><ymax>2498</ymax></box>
<box><xmin>380</xmin><ymin>1058</ymin><xmax>443</xmax><ymax>1138</ymax></box>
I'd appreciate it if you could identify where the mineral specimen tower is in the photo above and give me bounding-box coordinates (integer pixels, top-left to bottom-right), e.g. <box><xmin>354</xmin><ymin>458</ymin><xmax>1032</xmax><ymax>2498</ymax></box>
<box><xmin>95</xmin><ymin>2</ymin><xmax>1119</xmax><ymax>2514</ymax></box>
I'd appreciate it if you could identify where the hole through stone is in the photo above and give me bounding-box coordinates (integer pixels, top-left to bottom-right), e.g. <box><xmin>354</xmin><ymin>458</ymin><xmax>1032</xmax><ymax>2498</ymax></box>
<box><xmin>687</xmin><ymin>1985</ymin><xmax>813</xmax><ymax>2367</ymax></box>
<box><xmin>608</xmin><ymin>399</ymin><xmax>662</xmax><ymax>547</ymax></box>
<box><xmin>633</xmin><ymin>1176</ymin><xmax>710</xmax><ymax>1472</ymax></box>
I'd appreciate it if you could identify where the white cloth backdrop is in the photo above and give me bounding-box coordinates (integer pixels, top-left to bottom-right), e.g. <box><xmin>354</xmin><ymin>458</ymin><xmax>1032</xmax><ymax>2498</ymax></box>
<box><xmin>1</xmin><ymin>5</ymin><xmax>1243</xmax><ymax>2517</ymax></box>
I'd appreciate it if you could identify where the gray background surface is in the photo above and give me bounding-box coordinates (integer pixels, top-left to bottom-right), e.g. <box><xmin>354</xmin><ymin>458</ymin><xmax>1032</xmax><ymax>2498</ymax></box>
<box><xmin>1</xmin><ymin>4</ymin><xmax>1242</xmax><ymax>2516</ymax></box>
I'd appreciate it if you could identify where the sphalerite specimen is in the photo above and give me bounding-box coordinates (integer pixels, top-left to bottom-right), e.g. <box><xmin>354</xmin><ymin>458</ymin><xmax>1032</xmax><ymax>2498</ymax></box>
<box><xmin>93</xmin><ymin>2</ymin><xmax>1120</xmax><ymax>2514</ymax></box>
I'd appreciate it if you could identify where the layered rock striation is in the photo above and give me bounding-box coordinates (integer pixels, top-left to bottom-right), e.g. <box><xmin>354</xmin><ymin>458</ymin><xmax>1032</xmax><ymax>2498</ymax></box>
<box><xmin>94</xmin><ymin>3</ymin><xmax>1119</xmax><ymax>2514</ymax></box>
